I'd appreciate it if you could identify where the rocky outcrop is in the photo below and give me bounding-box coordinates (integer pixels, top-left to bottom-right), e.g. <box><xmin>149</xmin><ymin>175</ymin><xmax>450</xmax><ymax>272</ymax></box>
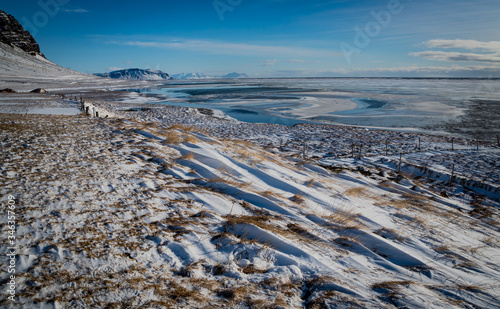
<box><xmin>0</xmin><ymin>88</ymin><xmax>17</xmax><ymax>93</ymax></box>
<box><xmin>30</xmin><ymin>88</ymin><xmax>48</xmax><ymax>93</ymax></box>
<box><xmin>0</xmin><ymin>10</ymin><xmax>44</xmax><ymax>58</ymax></box>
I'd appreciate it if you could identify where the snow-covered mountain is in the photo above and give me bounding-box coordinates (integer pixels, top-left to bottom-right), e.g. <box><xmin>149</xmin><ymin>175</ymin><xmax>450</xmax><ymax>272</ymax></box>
<box><xmin>220</xmin><ymin>72</ymin><xmax>249</xmax><ymax>79</ymax></box>
<box><xmin>0</xmin><ymin>41</ymin><xmax>87</xmax><ymax>78</ymax></box>
<box><xmin>94</xmin><ymin>68</ymin><xmax>172</xmax><ymax>80</ymax></box>
<box><xmin>171</xmin><ymin>72</ymin><xmax>214</xmax><ymax>80</ymax></box>
<box><xmin>172</xmin><ymin>72</ymin><xmax>249</xmax><ymax>80</ymax></box>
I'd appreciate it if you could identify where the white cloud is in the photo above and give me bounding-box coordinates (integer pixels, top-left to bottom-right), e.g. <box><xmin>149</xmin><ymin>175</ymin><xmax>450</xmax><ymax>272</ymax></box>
<box><xmin>258</xmin><ymin>59</ymin><xmax>278</xmax><ymax>66</ymax></box>
<box><xmin>288</xmin><ymin>59</ymin><xmax>305</xmax><ymax>63</ymax></box>
<box><xmin>410</xmin><ymin>51</ymin><xmax>500</xmax><ymax>63</ymax></box>
<box><xmin>411</xmin><ymin>39</ymin><xmax>500</xmax><ymax>64</ymax></box>
<box><xmin>328</xmin><ymin>65</ymin><xmax>500</xmax><ymax>77</ymax></box>
<box><xmin>108</xmin><ymin>67</ymin><xmax>123</xmax><ymax>71</ymax></box>
<box><xmin>424</xmin><ymin>39</ymin><xmax>500</xmax><ymax>53</ymax></box>
<box><xmin>114</xmin><ymin>39</ymin><xmax>327</xmax><ymax>57</ymax></box>
<box><xmin>64</xmin><ymin>9</ymin><xmax>89</xmax><ymax>13</ymax></box>
<box><xmin>249</xmin><ymin>65</ymin><xmax>500</xmax><ymax>78</ymax></box>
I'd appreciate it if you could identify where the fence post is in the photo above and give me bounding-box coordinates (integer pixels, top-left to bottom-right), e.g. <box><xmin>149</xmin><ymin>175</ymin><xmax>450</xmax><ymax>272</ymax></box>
<box><xmin>385</xmin><ymin>139</ymin><xmax>388</xmax><ymax>156</ymax></box>
<box><xmin>450</xmin><ymin>163</ymin><xmax>455</xmax><ymax>185</ymax></box>
<box><xmin>398</xmin><ymin>153</ymin><xmax>402</xmax><ymax>173</ymax></box>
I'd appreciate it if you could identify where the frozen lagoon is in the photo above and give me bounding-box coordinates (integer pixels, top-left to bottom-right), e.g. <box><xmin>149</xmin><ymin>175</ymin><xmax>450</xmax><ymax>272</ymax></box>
<box><xmin>128</xmin><ymin>78</ymin><xmax>500</xmax><ymax>140</ymax></box>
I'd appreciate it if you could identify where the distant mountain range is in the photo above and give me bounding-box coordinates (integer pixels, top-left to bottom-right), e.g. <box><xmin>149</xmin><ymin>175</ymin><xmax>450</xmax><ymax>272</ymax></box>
<box><xmin>172</xmin><ymin>72</ymin><xmax>249</xmax><ymax>80</ymax></box>
<box><xmin>94</xmin><ymin>69</ymin><xmax>249</xmax><ymax>81</ymax></box>
<box><xmin>171</xmin><ymin>72</ymin><xmax>212</xmax><ymax>80</ymax></box>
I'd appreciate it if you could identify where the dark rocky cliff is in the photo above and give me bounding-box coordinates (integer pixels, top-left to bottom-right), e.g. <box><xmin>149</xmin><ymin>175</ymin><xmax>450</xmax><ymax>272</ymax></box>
<box><xmin>0</xmin><ymin>9</ymin><xmax>45</xmax><ymax>58</ymax></box>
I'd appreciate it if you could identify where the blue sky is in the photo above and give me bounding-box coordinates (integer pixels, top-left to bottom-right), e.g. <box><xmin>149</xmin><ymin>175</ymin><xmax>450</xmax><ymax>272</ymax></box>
<box><xmin>2</xmin><ymin>0</ymin><xmax>500</xmax><ymax>77</ymax></box>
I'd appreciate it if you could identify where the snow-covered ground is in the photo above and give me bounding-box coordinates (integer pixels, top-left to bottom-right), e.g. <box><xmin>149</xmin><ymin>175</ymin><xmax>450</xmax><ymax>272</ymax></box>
<box><xmin>1</xmin><ymin>94</ymin><xmax>499</xmax><ymax>307</ymax></box>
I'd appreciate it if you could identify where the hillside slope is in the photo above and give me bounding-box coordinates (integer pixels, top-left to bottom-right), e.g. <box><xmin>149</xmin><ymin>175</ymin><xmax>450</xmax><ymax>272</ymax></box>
<box><xmin>1</xmin><ymin>111</ymin><xmax>498</xmax><ymax>308</ymax></box>
<box><xmin>0</xmin><ymin>41</ymin><xmax>89</xmax><ymax>79</ymax></box>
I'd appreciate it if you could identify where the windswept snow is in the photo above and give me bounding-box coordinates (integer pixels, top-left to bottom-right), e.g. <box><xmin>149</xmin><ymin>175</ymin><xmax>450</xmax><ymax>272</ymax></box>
<box><xmin>0</xmin><ymin>42</ymin><xmax>87</xmax><ymax>79</ymax></box>
<box><xmin>1</xmin><ymin>106</ymin><xmax>498</xmax><ymax>308</ymax></box>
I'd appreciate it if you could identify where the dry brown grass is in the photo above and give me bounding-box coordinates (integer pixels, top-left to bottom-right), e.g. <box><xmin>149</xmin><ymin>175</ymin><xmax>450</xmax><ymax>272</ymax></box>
<box><xmin>371</xmin><ymin>280</ymin><xmax>415</xmax><ymax>291</ymax></box>
<box><xmin>481</xmin><ymin>236</ymin><xmax>499</xmax><ymax>247</ymax></box>
<box><xmin>344</xmin><ymin>187</ymin><xmax>368</xmax><ymax>197</ymax></box>
<box><xmin>434</xmin><ymin>245</ymin><xmax>451</xmax><ymax>253</ymax></box>
<box><xmin>162</xmin><ymin>131</ymin><xmax>181</xmax><ymax>145</ymax></box>
<box><xmin>183</xmin><ymin>134</ymin><xmax>199</xmax><ymax>144</ymax></box>
<box><xmin>216</xmin><ymin>285</ymin><xmax>251</xmax><ymax>300</ymax></box>
<box><xmin>225</xmin><ymin>215</ymin><xmax>273</xmax><ymax>230</ymax></box>
<box><xmin>374</xmin><ymin>227</ymin><xmax>406</xmax><ymax>242</ymax></box>
<box><xmin>323</xmin><ymin>206</ymin><xmax>360</xmax><ymax>229</ymax></box>
<box><xmin>235</xmin><ymin>139</ymin><xmax>257</xmax><ymax>148</ymax></box>
<box><xmin>412</xmin><ymin>215</ymin><xmax>427</xmax><ymax>227</ymax></box>
<box><xmin>260</xmin><ymin>190</ymin><xmax>281</xmax><ymax>199</ymax></box>
<box><xmin>167</xmin><ymin>280</ymin><xmax>207</xmax><ymax>302</ymax></box>
<box><xmin>287</xmin><ymin>223</ymin><xmax>321</xmax><ymax>241</ymax></box>
<box><xmin>452</xmin><ymin>261</ymin><xmax>477</xmax><ymax>269</ymax></box>
<box><xmin>181</xmin><ymin>152</ymin><xmax>195</xmax><ymax>160</ymax></box>
<box><xmin>234</xmin><ymin>148</ymin><xmax>266</xmax><ymax>167</ymax></box>
<box><xmin>305</xmin><ymin>178</ymin><xmax>317</xmax><ymax>188</ymax></box>
<box><xmin>290</xmin><ymin>193</ymin><xmax>306</xmax><ymax>204</ymax></box>
<box><xmin>334</xmin><ymin>236</ymin><xmax>360</xmax><ymax>248</ymax></box>
<box><xmin>169</xmin><ymin>124</ymin><xmax>195</xmax><ymax>131</ymax></box>
<box><xmin>205</xmin><ymin>165</ymin><xmax>247</xmax><ymax>188</ymax></box>
<box><xmin>455</xmin><ymin>284</ymin><xmax>485</xmax><ymax>293</ymax></box>
<box><xmin>241</xmin><ymin>264</ymin><xmax>268</xmax><ymax>274</ymax></box>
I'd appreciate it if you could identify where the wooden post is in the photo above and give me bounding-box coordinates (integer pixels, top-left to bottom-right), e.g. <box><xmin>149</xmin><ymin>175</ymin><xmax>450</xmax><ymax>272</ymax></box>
<box><xmin>352</xmin><ymin>144</ymin><xmax>354</xmax><ymax>158</ymax></box>
<box><xmin>476</xmin><ymin>140</ymin><xmax>479</xmax><ymax>151</ymax></box>
<box><xmin>359</xmin><ymin>145</ymin><xmax>362</xmax><ymax>159</ymax></box>
<box><xmin>418</xmin><ymin>137</ymin><xmax>421</xmax><ymax>152</ymax></box>
<box><xmin>385</xmin><ymin>140</ymin><xmax>388</xmax><ymax>156</ymax></box>
<box><xmin>398</xmin><ymin>153</ymin><xmax>402</xmax><ymax>173</ymax></box>
<box><xmin>497</xmin><ymin>135</ymin><xmax>500</xmax><ymax>147</ymax></box>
